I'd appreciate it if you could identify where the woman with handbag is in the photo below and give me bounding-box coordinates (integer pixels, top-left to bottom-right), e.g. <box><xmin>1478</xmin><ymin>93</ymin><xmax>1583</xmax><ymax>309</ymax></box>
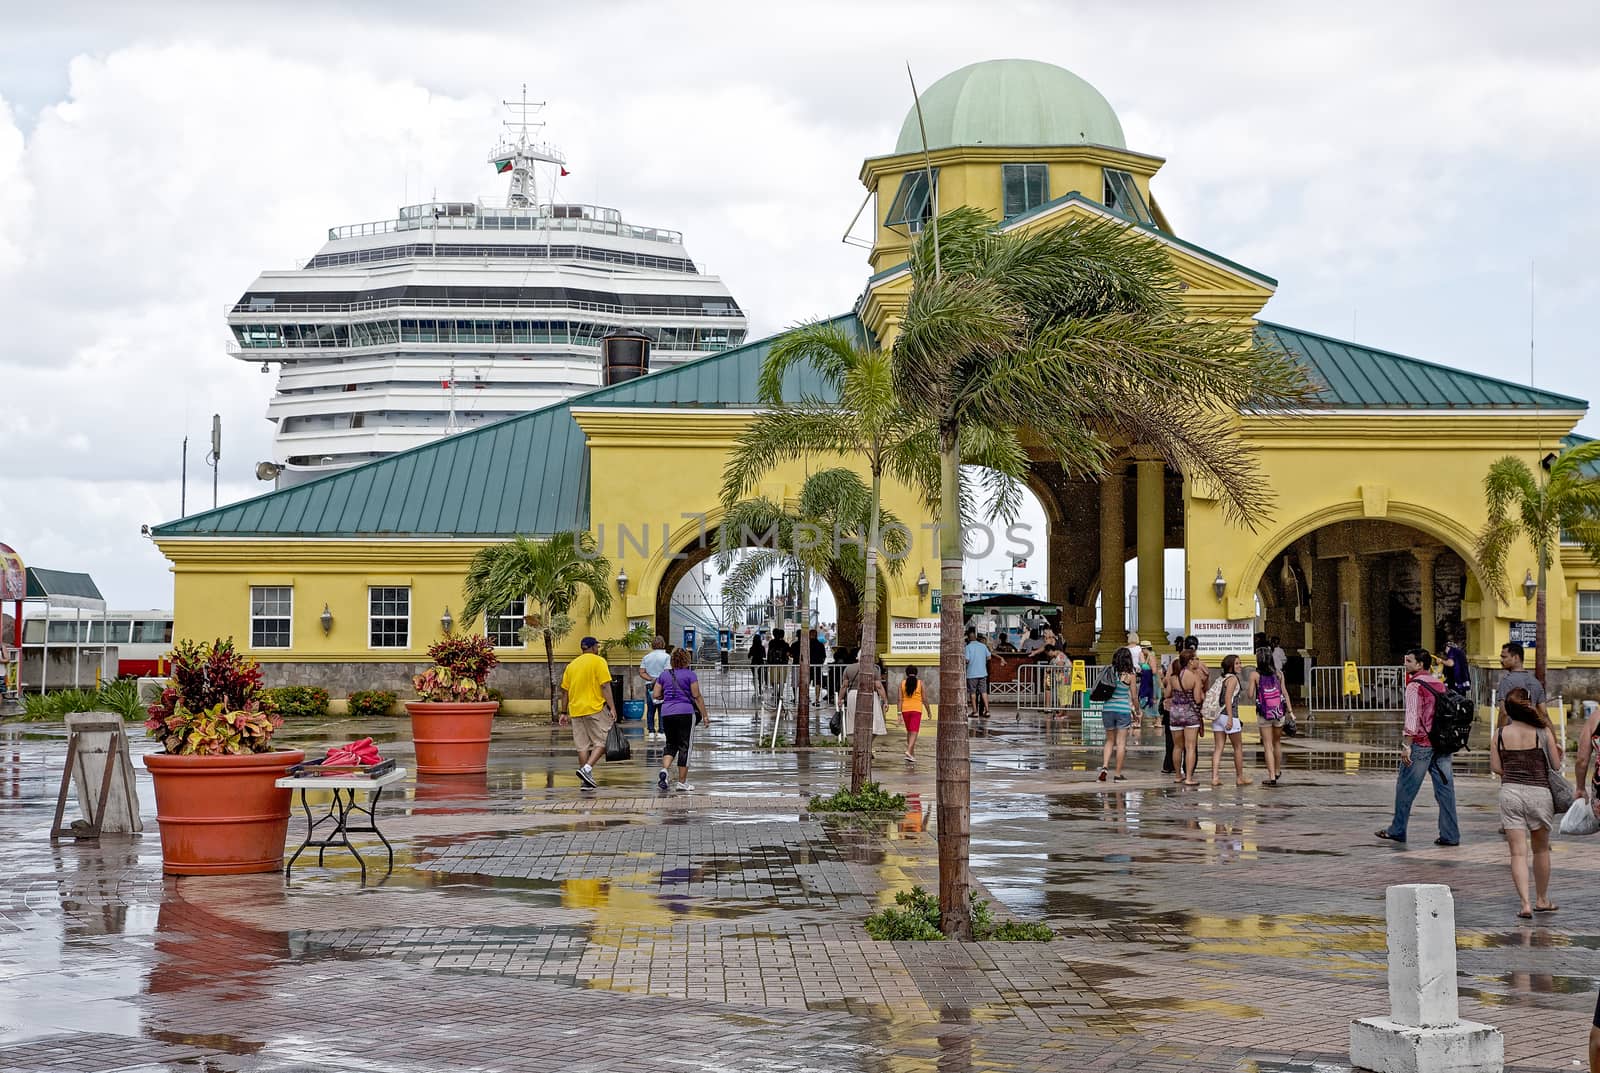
<box><xmin>1165</xmin><ymin>648</ymin><xmax>1205</xmax><ymax>786</ymax></box>
<box><xmin>652</xmin><ymin>648</ymin><xmax>709</xmax><ymax>793</ymax></box>
<box><xmin>1490</xmin><ymin>688</ymin><xmax>1563</xmax><ymax>918</ymax></box>
<box><xmin>1096</xmin><ymin>647</ymin><xmax>1137</xmax><ymax>782</ymax></box>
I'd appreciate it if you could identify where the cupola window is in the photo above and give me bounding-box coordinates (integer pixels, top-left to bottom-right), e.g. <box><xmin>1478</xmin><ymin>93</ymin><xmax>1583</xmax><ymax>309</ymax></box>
<box><xmin>1002</xmin><ymin>164</ymin><xmax>1049</xmax><ymax>219</ymax></box>
<box><xmin>885</xmin><ymin>169</ymin><xmax>938</xmax><ymax>233</ymax></box>
<box><xmin>1102</xmin><ymin>169</ymin><xmax>1153</xmax><ymax>225</ymax></box>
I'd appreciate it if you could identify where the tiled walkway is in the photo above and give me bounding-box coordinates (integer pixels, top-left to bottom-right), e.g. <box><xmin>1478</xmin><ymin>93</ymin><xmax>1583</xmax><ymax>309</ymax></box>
<box><xmin>0</xmin><ymin>712</ymin><xmax>1594</xmax><ymax>1071</ymax></box>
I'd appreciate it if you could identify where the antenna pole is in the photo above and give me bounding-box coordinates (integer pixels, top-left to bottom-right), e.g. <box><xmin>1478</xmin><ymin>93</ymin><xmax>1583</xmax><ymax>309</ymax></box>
<box><xmin>907</xmin><ymin>63</ymin><xmax>940</xmax><ymax>279</ymax></box>
<box><xmin>180</xmin><ymin>436</ymin><xmax>187</xmax><ymax>517</ymax></box>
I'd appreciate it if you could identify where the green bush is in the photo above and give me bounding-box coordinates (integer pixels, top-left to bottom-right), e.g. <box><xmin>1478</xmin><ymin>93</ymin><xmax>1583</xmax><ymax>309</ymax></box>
<box><xmin>808</xmin><ymin>781</ymin><xmax>907</xmax><ymax>813</ymax></box>
<box><xmin>864</xmin><ymin>886</ymin><xmax>1055</xmax><ymax>943</ymax></box>
<box><xmin>348</xmin><ymin>689</ymin><xmax>398</xmax><ymax>718</ymax></box>
<box><xmin>263</xmin><ymin>685</ymin><xmax>331</xmax><ymax>718</ymax></box>
<box><xmin>18</xmin><ymin>689</ymin><xmax>103</xmax><ymax>721</ymax></box>
<box><xmin>97</xmin><ymin>679</ymin><xmax>146</xmax><ymax>720</ymax></box>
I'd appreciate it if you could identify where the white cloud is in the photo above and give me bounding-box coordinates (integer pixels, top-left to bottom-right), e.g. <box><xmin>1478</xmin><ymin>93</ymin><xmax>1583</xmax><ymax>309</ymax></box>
<box><xmin>1</xmin><ymin>2</ymin><xmax>1598</xmax><ymax>610</ymax></box>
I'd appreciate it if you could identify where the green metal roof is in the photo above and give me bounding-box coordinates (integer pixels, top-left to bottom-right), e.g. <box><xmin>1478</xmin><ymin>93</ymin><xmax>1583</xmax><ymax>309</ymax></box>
<box><xmin>1256</xmin><ymin>322</ymin><xmax>1588</xmax><ymax>411</ymax></box>
<box><xmin>895</xmin><ymin>59</ymin><xmax>1125</xmax><ymax>154</ymax></box>
<box><xmin>26</xmin><ymin>567</ymin><xmax>105</xmax><ymax>608</ymax></box>
<box><xmin>151</xmin><ymin>315</ymin><xmax>864</xmax><ymax>539</ymax></box>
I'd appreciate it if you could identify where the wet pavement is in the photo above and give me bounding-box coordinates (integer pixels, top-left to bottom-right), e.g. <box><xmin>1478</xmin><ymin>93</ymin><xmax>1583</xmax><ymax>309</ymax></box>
<box><xmin>1</xmin><ymin>710</ymin><xmax>1595</xmax><ymax>1072</ymax></box>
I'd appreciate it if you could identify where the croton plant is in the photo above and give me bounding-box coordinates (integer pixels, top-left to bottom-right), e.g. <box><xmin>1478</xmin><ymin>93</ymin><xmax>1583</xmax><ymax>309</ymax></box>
<box><xmin>413</xmin><ymin>634</ymin><xmax>499</xmax><ymax>702</ymax></box>
<box><xmin>144</xmin><ymin>638</ymin><xmax>284</xmax><ymax>755</ymax></box>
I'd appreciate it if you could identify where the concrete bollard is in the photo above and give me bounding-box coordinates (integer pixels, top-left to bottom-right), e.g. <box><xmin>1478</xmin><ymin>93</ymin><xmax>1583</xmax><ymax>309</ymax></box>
<box><xmin>1350</xmin><ymin>884</ymin><xmax>1502</xmax><ymax>1073</ymax></box>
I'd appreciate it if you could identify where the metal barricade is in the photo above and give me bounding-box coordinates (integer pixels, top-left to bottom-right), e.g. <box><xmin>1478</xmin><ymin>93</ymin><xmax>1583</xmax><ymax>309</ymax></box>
<box><xmin>1307</xmin><ymin>664</ymin><xmax>1406</xmax><ymax>714</ymax></box>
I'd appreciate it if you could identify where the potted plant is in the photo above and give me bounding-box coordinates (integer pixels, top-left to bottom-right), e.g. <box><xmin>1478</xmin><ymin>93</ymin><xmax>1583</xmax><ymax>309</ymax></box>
<box><xmin>405</xmin><ymin>634</ymin><xmax>500</xmax><ymax>775</ymax></box>
<box><xmin>142</xmin><ymin>638</ymin><xmax>305</xmax><ymax>875</ymax></box>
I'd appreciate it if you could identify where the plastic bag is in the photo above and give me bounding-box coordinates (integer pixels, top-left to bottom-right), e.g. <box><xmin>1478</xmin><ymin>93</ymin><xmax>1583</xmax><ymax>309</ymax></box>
<box><xmin>1559</xmin><ymin>798</ymin><xmax>1600</xmax><ymax>837</ymax></box>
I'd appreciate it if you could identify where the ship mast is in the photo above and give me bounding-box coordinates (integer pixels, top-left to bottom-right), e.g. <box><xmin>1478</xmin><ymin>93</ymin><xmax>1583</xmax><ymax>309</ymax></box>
<box><xmin>489</xmin><ymin>84</ymin><xmax>567</xmax><ymax>209</ymax></box>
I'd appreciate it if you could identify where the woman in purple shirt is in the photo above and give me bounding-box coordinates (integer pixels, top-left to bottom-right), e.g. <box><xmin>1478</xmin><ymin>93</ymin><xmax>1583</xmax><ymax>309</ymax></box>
<box><xmin>652</xmin><ymin>648</ymin><xmax>708</xmax><ymax>792</ymax></box>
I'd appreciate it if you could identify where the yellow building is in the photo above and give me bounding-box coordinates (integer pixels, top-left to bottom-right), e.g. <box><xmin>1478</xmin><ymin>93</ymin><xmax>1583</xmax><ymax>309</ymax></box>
<box><xmin>154</xmin><ymin>59</ymin><xmax>1598</xmax><ymax>702</ymax></box>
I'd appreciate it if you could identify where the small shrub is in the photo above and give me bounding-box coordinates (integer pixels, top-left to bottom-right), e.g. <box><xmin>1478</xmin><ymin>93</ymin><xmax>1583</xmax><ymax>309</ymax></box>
<box><xmin>97</xmin><ymin>679</ymin><xmax>146</xmax><ymax>720</ymax></box>
<box><xmin>863</xmin><ymin>886</ymin><xmax>1054</xmax><ymax>943</ymax></box>
<box><xmin>414</xmin><ymin>635</ymin><xmax>498</xmax><ymax>701</ymax></box>
<box><xmin>808</xmin><ymin>781</ymin><xmax>907</xmax><ymax>813</ymax></box>
<box><xmin>348</xmin><ymin>689</ymin><xmax>398</xmax><ymax>719</ymax></box>
<box><xmin>262</xmin><ymin>685</ymin><xmax>330</xmax><ymax>718</ymax></box>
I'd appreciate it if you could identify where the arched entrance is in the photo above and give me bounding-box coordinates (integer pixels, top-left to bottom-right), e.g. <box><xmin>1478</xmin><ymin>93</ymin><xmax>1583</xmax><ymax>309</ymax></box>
<box><xmin>1254</xmin><ymin>518</ymin><xmax>1473</xmax><ymax>672</ymax></box>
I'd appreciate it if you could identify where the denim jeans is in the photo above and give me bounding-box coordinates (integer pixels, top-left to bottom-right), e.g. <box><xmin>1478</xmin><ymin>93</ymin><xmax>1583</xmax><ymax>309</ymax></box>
<box><xmin>1387</xmin><ymin>743</ymin><xmax>1460</xmax><ymax>843</ymax></box>
<box><xmin>644</xmin><ymin>688</ymin><xmax>661</xmax><ymax>734</ymax></box>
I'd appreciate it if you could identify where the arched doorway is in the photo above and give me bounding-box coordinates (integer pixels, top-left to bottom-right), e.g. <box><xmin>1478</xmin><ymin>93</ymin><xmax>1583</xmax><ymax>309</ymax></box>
<box><xmin>1255</xmin><ymin>518</ymin><xmax>1473</xmax><ymax>674</ymax></box>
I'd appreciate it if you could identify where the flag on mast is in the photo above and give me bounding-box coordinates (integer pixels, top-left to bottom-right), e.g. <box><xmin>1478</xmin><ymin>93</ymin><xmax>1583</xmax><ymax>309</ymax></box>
<box><xmin>493</xmin><ymin>158</ymin><xmax>513</xmax><ymax>174</ymax></box>
<box><xmin>560</xmin><ymin>166</ymin><xmax>570</xmax><ymax>177</ymax></box>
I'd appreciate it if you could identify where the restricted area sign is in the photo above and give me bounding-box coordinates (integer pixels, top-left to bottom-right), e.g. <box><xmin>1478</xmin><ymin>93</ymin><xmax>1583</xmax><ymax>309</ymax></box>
<box><xmin>1069</xmin><ymin>660</ymin><xmax>1087</xmax><ymax>694</ymax></box>
<box><xmin>1343</xmin><ymin>661</ymin><xmax>1361</xmax><ymax>696</ymax></box>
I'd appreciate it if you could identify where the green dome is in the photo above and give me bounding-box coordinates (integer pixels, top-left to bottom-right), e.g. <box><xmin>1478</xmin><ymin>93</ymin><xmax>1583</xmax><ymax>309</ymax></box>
<box><xmin>895</xmin><ymin>59</ymin><xmax>1125</xmax><ymax>154</ymax></box>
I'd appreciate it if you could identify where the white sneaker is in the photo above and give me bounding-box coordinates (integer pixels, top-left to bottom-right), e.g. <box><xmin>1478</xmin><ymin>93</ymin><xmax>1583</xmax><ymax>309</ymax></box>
<box><xmin>673</xmin><ymin>781</ymin><xmax>695</xmax><ymax>792</ymax></box>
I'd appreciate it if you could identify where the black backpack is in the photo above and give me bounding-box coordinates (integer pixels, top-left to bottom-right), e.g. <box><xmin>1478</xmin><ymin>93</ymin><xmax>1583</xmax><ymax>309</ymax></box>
<box><xmin>1422</xmin><ymin>681</ymin><xmax>1474</xmax><ymax>755</ymax></box>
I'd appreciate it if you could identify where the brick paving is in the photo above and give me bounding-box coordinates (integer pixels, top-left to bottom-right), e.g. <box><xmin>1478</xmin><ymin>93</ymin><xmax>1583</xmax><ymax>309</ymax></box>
<box><xmin>0</xmin><ymin>713</ymin><xmax>1596</xmax><ymax>1071</ymax></box>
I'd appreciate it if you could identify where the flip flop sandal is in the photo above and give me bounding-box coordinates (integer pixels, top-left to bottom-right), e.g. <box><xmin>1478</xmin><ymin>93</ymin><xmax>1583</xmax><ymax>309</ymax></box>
<box><xmin>1517</xmin><ymin>910</ymin><xmax>1534</xmax><ymax>920</ymax></box>
<box><xmin>1534</xmin><ymin>905</ymin><xmax>1559</xmax><ymax>913</ymax></box>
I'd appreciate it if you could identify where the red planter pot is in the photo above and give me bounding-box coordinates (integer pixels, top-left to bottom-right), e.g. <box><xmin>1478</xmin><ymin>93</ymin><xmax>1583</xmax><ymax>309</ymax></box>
<box><xmin>143</xmin><ymin>750</ymin><xmax>306</xmax><ymax>876</ymax></box>
<box><xmin>405</xmin><ymin>701</ymin><xmax>499</xmax><ymax>775</ymax></box>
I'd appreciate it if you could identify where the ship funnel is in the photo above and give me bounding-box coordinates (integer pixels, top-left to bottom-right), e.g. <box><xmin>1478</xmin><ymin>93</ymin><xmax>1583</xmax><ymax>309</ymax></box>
<box><xmin>600</xmin><ymin>328</ymin><xmax>651</xmax><ymax>386</ymax></box>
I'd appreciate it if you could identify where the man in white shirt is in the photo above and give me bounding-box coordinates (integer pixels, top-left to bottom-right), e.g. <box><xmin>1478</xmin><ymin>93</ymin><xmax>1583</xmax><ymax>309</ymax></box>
<box><xmin>638</xmin><ymin>636</ymin><xmax>671</xmax><ymax>742</ymax></box>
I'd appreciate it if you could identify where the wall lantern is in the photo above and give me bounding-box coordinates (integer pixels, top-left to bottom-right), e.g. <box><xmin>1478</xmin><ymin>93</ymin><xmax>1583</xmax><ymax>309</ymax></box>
<box><xmin>441</xmin><ymin>606</ymin><xmax>454</xmax><ymax>634</ymax></box>
<box><xmin>1522</xmin><ymin>569</ymin><xmax>1538</xmax><ymax>601</ymax></box>
<box><xmin>616</xmin><ymin>568</ymin><xmax>629</xmax><ymax>596</ymax></box>
<box><xmin>1212</xmin><ymin>568</ymin><xmax>1227</xmax><ymax>601</ymax></box>
<box><xmin>320</xmin><ymin>603</ymin><xmax>333</xmax><ymax>635</ymax></box>
<box><xmin>917</xmin><ymin>569</ymin><xmax>930</xmax><ymax>599</ymax></box>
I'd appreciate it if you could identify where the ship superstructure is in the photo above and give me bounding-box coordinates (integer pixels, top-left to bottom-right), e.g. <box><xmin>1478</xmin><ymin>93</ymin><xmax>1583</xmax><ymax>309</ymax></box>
<box><xmin>229</xmin><ymin>93</ymin><xmax>748</xmax><ymax>484</ymax></box>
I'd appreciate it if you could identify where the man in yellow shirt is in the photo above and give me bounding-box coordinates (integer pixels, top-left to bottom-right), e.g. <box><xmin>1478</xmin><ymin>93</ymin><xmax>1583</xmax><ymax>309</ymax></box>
<box><xmin>561</xmin><ymin>637</ymin><xmax>617</xmax><ymax>789</ymax></box>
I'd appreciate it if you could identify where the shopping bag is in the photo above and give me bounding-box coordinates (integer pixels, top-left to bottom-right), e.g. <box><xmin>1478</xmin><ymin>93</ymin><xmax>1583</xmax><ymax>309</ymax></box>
<box><xmin>1559</xmin><ymin>798</ymin><xmax>1599</xmax><ymax>837</ymax></box>
<box><xmin>604</xmin><ymin>720</ymin><xmax>632</xmax><ymax>762</ymax></box>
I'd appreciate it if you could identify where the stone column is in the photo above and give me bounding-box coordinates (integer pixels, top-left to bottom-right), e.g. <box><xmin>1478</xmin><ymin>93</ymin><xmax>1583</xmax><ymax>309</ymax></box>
<box><xmin>1098</xmin><ymin>467</ymin><xmax>1126</xmax><ymax>653</ymax></box>
<box><xmin>1413</xmin><ymin>547</ymin><xmax>1439</xmax><ymax>652</ymax></box>
<box><xmin>1337</xmin><ymin>555</ymin><xmax>1364</xmax><ymax>665</ymax></box>
<box><xmin>1135</xmin><ymin>457</ymin><xmax>1165</xmax><ymax>649</ymax></box>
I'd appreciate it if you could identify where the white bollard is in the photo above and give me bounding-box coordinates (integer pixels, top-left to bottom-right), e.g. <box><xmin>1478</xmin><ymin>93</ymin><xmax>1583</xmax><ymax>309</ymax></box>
<box><xmin>1350</xmin><ymin>884</ymin><xmax>1502</xmax><ymax>1073</ymax></box>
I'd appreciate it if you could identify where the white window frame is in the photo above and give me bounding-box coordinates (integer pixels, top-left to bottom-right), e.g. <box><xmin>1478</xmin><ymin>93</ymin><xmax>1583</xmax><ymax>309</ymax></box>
<box><xmin>1579</xmin><ymin>591</ymin><xmax>1600</xmax><ymax>655</ymax></box>
<box><xmin>249</xmin><ymin>585</ymin><xmax>294</xmax><ymax>650</ymax></box>
<box><xmin>368</xmin><ymin>586</ymin><xmax>411</xmax><ymax>649</ymax></box>
<box><xmin>485</xmin><ymin>598</ymin><xmax>527</xmax><ymax>649</ymax></box>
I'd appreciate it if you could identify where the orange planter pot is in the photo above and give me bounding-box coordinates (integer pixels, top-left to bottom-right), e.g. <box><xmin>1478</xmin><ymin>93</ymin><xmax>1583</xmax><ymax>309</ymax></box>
<box><xmin>143</xmin><ymin>750</ymin><xmax>306</xmax><ymax>876</ymax></box>
<box><xmin>405</xmin><ymin>701</ymin><xmax>499</xmax><ymax>774</ymax></box>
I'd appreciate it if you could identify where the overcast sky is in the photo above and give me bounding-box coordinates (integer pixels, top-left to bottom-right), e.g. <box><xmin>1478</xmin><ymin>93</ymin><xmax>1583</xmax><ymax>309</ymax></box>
<box><xmin>2</xmin><ymin>0</ymin><xmax>1597</xmax><ymax>611</ymax></box>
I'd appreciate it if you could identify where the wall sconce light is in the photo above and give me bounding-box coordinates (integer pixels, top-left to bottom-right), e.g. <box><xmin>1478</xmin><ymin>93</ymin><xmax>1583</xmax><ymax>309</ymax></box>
<box><xmin>1522</xmin><ymin>569</ymin><xmax>1538</xmax><ymax>601</ymax></box>
<box><xmin>917</xmin><ymin>569</ymin><xmax>929</xmax><ymax>599</ymax></box>
<box><xmin>616</xmin><ymin>568</ymin><xmax>629</xmax><ymax>596</ymax></box>
<box><xmin>1212</xmin><ymin>568</ymin><xmax>1227</xmax><ymax>601</ymax></box>
<box><xmin>320</xmin><ymin>603</ymin><xmax>333</xmax><ymax>635</ymax></box>
<box><xmin>441</xmin><ymin>606</ymin><xmax>454</xmax><ymax>634</ymax></box>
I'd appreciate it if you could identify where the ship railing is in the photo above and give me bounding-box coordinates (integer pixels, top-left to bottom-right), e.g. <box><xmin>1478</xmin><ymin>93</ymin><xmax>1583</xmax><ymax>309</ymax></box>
<box><xmin>229</xmin><ymin>297</ymin><xmax>746</xmax><ymax>318</ymax></box>
<box><xmin>227</xmin><ymin>337</ymin><xmax>740</xmax><ymax>358</ymax></box>
<box><xmin>328</xmin><ymin>207</ymin><xmax>683</xmax><ymax>245</ymax></box>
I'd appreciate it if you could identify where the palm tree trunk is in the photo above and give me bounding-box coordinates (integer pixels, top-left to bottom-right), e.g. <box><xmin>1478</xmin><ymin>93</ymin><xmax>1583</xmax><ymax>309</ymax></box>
<box><xmin>935</xmin><ymin>425</ymin><xmax>972</xmax><ymax>939</ymax></box>
<box><xmin>1535</xmin><ymin>556</ymin><xmax>1548</xmax><ymax>690</ymax></box>
<box><xmin>797</xmin><ymin>566</ymin><xmax>812</xmax><ymax>747</ymax></box>
<box><xmin>850</xmin><ymin>468</ymin><xmax>884</xmax><ymax>792</ymax></box>
<box><xmin>544</xmin><ymin>629</ymin><xmax>559</xmax><ymax>723</ymax></box>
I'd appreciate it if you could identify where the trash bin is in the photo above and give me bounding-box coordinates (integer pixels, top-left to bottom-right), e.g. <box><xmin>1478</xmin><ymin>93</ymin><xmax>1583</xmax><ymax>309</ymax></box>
<box><xmin>622</xmin><ymin>700</ymin><xmax>645</xmax><ymax>721</ymax></box>
<box><xmin>610</xmin><ymin>674</ymin><xmax>627</xmax><ymax>704</ymax></box>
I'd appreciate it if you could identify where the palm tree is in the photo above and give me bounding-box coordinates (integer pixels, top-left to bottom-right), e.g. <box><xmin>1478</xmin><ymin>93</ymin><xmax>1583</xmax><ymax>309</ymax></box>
<box><xmin>894</xmin><ymin>207</ymin><xmax>1318</xmax><ymax>937</ymax></box>
<box><xmin>1476</xmin><ymin>442</ymin><xmax>1600</xmax><ymax>687</ymax></box>
<box><xmin>718</xmin><ymin>468</ymin><xmax>909</xmax><ymax>749</ymax></box>
<box><xmin>460</xmin><ymin>532</ymin><xmax>614</xmax><ymax>721</ymax></box>
<box><xmin>723</xmin><ymin>322</ymin><xmax>1027</xmax><ymax>789</ymax></box>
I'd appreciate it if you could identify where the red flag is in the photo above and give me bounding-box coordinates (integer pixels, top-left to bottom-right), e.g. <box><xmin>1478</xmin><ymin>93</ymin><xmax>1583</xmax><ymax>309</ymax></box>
<box><xmin>560</xmin><ymin>166</ymin><xmax>570</xmax><ymax>177</ymax></box>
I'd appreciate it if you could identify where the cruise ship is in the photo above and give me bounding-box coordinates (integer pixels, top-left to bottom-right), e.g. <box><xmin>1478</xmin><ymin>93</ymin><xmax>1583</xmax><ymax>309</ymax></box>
<box><xmin>228</xmin><ymin>97</ymin><xmax>749</xmax><ymax>485</ymax></box>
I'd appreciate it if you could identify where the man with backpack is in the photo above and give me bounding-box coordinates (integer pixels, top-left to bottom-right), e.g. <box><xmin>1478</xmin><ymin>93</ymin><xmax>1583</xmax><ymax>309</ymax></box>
<box><xmin>1376</xmin><ymin>647</ymin><xmax>1461</xmax><ymax>846</ymax></box>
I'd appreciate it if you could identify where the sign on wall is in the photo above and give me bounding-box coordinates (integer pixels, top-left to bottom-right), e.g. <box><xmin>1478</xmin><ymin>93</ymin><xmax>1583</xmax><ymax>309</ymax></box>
<box><xmin>1509</xmin><ymin>620</ymin><xmax>1538</xmax><ymax>650</ymax></box>
<box><xmin>1188</xmin><ymin>618</ymin><xmax>1255</xmax><ymax>656</ymax></box>
<box><xmin>889</xmin><ymin>617</ymin><xmax>942</xmax><ymax>654</ymax></box>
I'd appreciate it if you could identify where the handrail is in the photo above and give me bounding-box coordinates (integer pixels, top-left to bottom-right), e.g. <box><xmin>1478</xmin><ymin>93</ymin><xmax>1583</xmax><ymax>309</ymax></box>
<box><xmin>328</xmin><ymin>208</ymin><xmax>683</xmax><ymax>245</ymax></box>
<box><xmin>230</xmin><ymin>298</ymin><xmax>744</xmax><ymax>318</ymax></box>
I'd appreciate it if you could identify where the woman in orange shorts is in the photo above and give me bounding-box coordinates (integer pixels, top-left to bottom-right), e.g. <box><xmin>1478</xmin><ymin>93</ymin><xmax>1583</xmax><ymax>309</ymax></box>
<box><xmin>900</xmin><ymin>667</ymin><xmax>925</xmax><ymax>762</ymax></box>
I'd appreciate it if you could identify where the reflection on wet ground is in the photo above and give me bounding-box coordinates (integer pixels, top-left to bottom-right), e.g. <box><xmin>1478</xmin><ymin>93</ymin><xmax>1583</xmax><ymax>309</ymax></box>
<box><xmin>0</xmin><ymin>713</ymin><xmax>1593</xmax><ymax>1071</ymax></box>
